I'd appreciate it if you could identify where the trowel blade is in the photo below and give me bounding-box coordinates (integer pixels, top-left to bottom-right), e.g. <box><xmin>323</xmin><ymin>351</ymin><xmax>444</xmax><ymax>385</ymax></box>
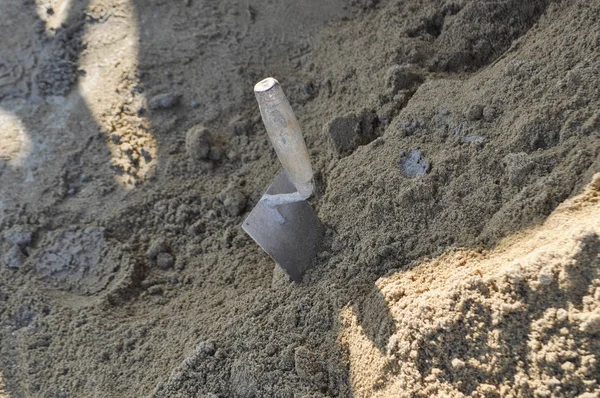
<box><xmin>242</xmin><ymin>171</ymin><xmax>324</xmax><ymax>282</ymax></box>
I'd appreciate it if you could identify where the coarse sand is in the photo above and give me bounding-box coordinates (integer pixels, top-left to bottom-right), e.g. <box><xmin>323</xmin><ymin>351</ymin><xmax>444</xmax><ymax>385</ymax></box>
<box><xmin>1</xmin><ymin>0</ymin><xmax>599</xmax><ymax>397</ymax></box>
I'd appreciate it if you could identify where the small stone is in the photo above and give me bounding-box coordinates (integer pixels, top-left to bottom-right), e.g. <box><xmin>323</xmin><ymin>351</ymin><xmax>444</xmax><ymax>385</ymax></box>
<box><xmin>325</xmin><ymin>109</ymin><xmax>377</xmax><ymax>156</ymax></box>
<box><xmin>504</xmin><ymin>152</ymin><xmax>533</xmax><ymax>186</ymax></box>
<box><xmin>3</xmin><ymin>245</ymin><xmax>26</xmax><ymax>268</ymax></box>
<box><xmin>148</xmin><ymin>285</ymin><xmax>164</xmax><ymax>295</ymax></box>
<box><xmin>4</xmin><ymin>225</ymin><xmax>33</xmax><ymax>247</ymax></box>
<box><xmin>399</xmin><ymin>149</ymin><xmax>430</xmax><ymax>177</ymax></box>
<box><xmin>221</xmin><ymin>188</ymin><xmax>246</xmax><ymax>217</ymax></box>
<box><xmin>156</xmin><ymin>253</ymin><xmax>174</xmax><ymax>269</ymax></box>
<box><xmin>580</xmin><ymin>312</ymin><xmax>600</xmax><ymax>335</ymax></box>
<box><xmin>147</xmin><ymin>238</ymin><xmax>169</xmax><ymax>260</ymax></box>
<box><xmin>466</xmin><ymin>104</ymin><xmax>484</xmax><ymax>121</ymax></box>
<box><xmin>482</xmin><ymin>105</ymin><xmax>498</xmax><ymax>122</ymax></box>
<box><xmin>265</xmin><ymin>343</ymin><xmax>277</xmax><ymax>356</ymax></box>
<box><xmin>187</xmin><ymin>220</ymin><xmax>205</xmax><ymax>237</ymax></box>
<box><xmin>556</xmin><ymin>308</ymin><xmax>568</xmax><ymax>322</ymax></box>
<box><xmin>208</xmin><ymin>147</ymin><xmax>222</xmax><ymax>161</ymax></box>
<box><xmin>185</xmin><ymin>125</ymin><xmax>211</xmax><ymax>161</ymax></box>
<box><xmin>148</xmin><ymin>93</ymin><xmax>181</xmax><ymax>110</ymax></box>
<box><xmin>195</xmin><ymin>340</ymin><xmax>216</xmax><ymax>356</ymax></box>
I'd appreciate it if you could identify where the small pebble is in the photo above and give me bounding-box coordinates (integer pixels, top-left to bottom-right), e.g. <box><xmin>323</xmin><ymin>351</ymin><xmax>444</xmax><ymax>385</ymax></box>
<box><xmin>451</xmin><ymin>358</ymin><xmax>466</xmax><ymax>370</ymax></box>
<box><xmin>195</xmin><ymin>341</ymin><xmax>216</xmax><ymax>356</ymax></box>
<box><xmin>483</xmin><ymin>105</ymin><xmax>498</xmax><ymax>122</ymax></box>
<box><xmin>556</xmin><ymin>308</ymin><xmax>568</xmax><ymax>322</ymax></box>
<box><xmin>325</xmin><ymin>109</ymin><xmax>377</xmax><ymax>156</ymax></box>
<box><xmin>221</xmin><ymin>188</ymin><xmax>247</xmax><ymax>217</ymax></box>
<box><xmin>147</xmin><ymin>238</ymin><xmax>169</xmax><ymax>260</ymax></box>
<box><xmin>466</xmin><ymin>104</ymin><xmax>484</xmax><ymax>121</ymax></box>
<box><xmin>148</xmin><ymin>93</ymin><xmax>181</xmax><ymax>110</ymax></box>
<box><xmin>185</xmin><ymin>125</ymin><xmax>211</xmax><ymax>161</ymax></box>
<box><xmin>148</xmin><ymin>285</ymin><xmax>164</xmax><ymax>295</ymax></box>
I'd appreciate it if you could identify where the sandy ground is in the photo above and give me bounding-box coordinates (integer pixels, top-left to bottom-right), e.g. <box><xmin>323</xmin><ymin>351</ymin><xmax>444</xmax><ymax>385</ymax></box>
<box><xmin>1</xmin><ymin>0</ymin><xmax>599</xmax><ymax>397</ymax></box>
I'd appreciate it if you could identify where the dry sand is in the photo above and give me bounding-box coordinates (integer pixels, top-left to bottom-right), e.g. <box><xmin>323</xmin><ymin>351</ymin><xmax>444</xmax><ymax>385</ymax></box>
<box><xmin>0</xmin><ymin>0</ymin><xmax>599</xmax><ymax>397</ymax></box>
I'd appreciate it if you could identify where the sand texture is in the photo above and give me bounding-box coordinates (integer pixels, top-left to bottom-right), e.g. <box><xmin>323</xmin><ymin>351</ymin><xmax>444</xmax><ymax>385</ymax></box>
<box><xmin>1</xmin><ymin>0</ymin><xmax>599</xmax><ymax>397</ymax></box>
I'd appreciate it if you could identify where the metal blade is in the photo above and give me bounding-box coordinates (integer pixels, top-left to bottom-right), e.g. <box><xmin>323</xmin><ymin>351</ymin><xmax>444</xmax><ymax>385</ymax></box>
<box><xmin>242</xmin><ymin>171</ymin><xmax>324</xmax><ymax>282</ymax></box>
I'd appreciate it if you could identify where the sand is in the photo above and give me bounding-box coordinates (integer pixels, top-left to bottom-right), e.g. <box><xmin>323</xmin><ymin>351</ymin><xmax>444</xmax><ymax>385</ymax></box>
<box><xmin>0</xmin><ymin>0</ymin><xmax>599</xmax><ymax>397</ymax></box>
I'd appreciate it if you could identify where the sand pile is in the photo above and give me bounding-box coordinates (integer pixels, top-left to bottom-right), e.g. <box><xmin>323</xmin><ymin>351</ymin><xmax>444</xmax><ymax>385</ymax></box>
<box><xmin>0</xmin><ymin>0</ymin><xmax>599</xmax><ymax>397</ymax></box>
<box><xmin>342</xmin><ymin>176</ymin><xmax>600</xmax><ymax>397</ymax></box>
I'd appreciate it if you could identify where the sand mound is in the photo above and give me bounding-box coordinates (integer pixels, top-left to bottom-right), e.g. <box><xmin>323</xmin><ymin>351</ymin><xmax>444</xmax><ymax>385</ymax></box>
<box><xmin>0</xmin><ymin>0</ymin><xmax>599</xmax><ymax>397</ymax></box>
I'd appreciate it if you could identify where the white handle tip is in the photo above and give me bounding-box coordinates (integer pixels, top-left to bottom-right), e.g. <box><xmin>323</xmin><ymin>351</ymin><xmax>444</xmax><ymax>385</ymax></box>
<box><xmin>254</xmin><ymin>77</ymin><xmax>279</xmax><ymax>93</ymax></box>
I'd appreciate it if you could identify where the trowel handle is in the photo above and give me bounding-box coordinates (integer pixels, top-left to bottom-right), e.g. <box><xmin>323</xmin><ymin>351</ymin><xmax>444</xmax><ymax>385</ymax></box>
<box><xmin>254</xmin><ymin>78</ymin><xmax>314</xmax><ymax>198</ymax></box>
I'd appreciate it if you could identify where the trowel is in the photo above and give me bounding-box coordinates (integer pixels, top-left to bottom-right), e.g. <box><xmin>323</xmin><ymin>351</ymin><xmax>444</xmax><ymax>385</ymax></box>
<box><xmin>242</xmin><ymin>78</ymin><xmax>324</xmax><ymax>282</ymax></box>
